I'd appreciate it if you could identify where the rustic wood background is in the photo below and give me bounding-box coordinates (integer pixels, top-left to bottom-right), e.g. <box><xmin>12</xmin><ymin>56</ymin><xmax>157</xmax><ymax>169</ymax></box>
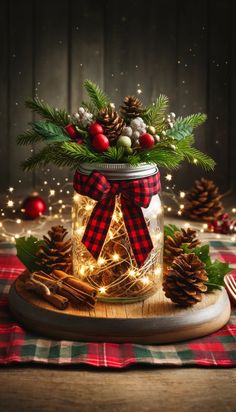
<box><xmin>0</xmin><ymin>0</ymin><xmax>235</xmax><ymax>195</ymax></box>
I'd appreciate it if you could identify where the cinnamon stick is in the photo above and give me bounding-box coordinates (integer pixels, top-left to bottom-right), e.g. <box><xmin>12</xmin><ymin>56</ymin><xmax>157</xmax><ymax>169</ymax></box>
<box><xmin>25</xmin><ymin>279</ymin><xmax>69</xmax><ymax>310</ymax></box>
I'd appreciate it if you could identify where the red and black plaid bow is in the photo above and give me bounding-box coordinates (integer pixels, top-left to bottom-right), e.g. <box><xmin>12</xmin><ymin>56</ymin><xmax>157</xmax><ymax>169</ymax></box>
<box><xmin>73</xmin><ymin>170</ymin><xmax>161</xmax><ymax>267</ymax></box>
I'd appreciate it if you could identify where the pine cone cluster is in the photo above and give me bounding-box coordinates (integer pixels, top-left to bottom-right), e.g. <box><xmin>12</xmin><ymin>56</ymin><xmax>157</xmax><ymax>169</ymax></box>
<box><xmin>163</xmin><ymin>253</ymin><xmax>208</xmax><ymax>306</ymax></box>
<box><xmin>184</xmin><ymin>178</ymin><xmax>224</xmax><ymax>222</ymax></box>
<box><xmin>97</xmin><ymin>106</ymin><xmax>124</xmax><ymax>144</ymax></box>
<box><xmin>120</xmin><ymin>96</ymin><xmax>143</xmax><ymax>120</ymax></box>
<box><xmin>164</xmin><ymin>228</ymin><xmax>200</xmax><ymax>265</ymax></box>
<box><xmin>36</xmin><ymin>225</ymin><xmax>72</xmax><ymax>273</ymax></box>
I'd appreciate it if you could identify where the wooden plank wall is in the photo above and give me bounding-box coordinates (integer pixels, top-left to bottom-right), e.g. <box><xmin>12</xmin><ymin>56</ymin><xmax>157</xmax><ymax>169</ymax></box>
<box><xmin>0</xmin><ymin>0</ymin><xmax>235</xmax><ymax>195</ymax></box>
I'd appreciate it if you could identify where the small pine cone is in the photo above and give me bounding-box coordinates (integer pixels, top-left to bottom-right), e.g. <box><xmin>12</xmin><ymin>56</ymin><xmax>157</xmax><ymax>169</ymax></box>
<box><xmin>164</xmin><ymin>228</ymin><xmax>200</xmax><ymax>265</ymax></box>
<box><xmin>36</xmin><ymin>225</ymin><xmax>72</xmax><ymax>273</ymax></box>
<box><xmin>184</xmin><ymin>178</ymin><xmax>224</xmax><ymax>222</ymax></box>
<box><xmin>163</xmin><ymin>253</ymin><xmax>208</xmax><ymax>307</ymax></box>
<box><xmin>97</xmin><ymin>106</ymin><xmax>124</xmax><ymax>144</ymax></box>
<box><xmin>120</xmin><ymin>96</ymin><xmax>144</xmax><ymax>120</ymax></box>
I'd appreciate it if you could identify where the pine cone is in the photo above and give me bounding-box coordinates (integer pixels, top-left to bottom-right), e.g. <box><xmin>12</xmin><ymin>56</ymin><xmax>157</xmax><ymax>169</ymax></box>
<box><xmin>36</xmin><ymin>225</ymin><xmax>72</xmax><ymax>273</ymax></box>
<box><xmin>164</xmin><ymin>228</ymin><xmax>200</xmax><ymax>265</ymax></box>
<box><xmin>163</xmin><ymin>253</ymin><xmax>208</xmax><ymax>307</ymax></box>
<box><xmin>120</xmin><ymin>96</ymin><xmax>143</xmax><ymax>120</ymax></box>
<box><xmin>184</xmin><ymin>178</ymin><xmax>224</xmax><ymax>222</ymax></box>
<box><xmin>97</xmin><ymin>106</ymin><xmax>124</xmax><ymax>144</ymax></box>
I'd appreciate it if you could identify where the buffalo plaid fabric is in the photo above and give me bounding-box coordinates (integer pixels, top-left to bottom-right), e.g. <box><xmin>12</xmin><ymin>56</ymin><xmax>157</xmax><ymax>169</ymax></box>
<box><xmin>73</xmin><ymin>170</ymin><xmax>161</xmax><ymax>267</ymax></box>
<box><xmin>0</xmin><ymin>240</ymin><xmax>235</xmax><ymax>367</ymax></box>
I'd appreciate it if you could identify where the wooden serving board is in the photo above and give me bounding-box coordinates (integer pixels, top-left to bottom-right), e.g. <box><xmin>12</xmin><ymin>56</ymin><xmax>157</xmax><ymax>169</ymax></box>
<box><xmin>8</xmin><ymin>274</ymin><xmax>231</xmax><ymax>344</ymax></box>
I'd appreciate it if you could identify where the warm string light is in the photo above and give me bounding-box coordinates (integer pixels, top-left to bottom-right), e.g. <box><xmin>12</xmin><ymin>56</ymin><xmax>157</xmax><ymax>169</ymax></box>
<box><xmin>72</xmin><ymin>194</ymin><xmax>163</xmax><ymax>299</ymax></box>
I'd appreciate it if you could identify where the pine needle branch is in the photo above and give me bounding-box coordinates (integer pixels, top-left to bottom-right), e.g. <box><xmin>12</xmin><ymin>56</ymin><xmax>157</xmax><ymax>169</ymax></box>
<box><xmin>103</xmin><ymin>146</ymin><xmax>126</xmax><ymax>162</ymax></box>
<box><xmin>32</xmin><ymin>121</ymin><xmax>70</xmax><ymax>143</ymax></box>
<box><xmin>177</xmin><ymin>113</ymin><xmax>207</xmax><ymax>129</ymax></box>
<box><xmin>143</xmin><ymin>95</ymin><xmax>169</xmax><ymax>129</ymax></box>
<box><xmin>139</xmin><ymin>146</ymin><xmax>183</xmax><ymax>169</ymax></box>
<box><xmin>21</xmin><ymin>145</ymin><xmax>56</xmax><ymax>171</ymax></box>
<box><xmin>17</xmin><ymin>130</ymin><xmax>44</xmax><ymax>145</ymax></box>
<box><xmin>25</xmin><ymin>97</ymin><xmax>70</xmax><ymax>126</ymax></box>
<box><xmin>84</xmin><ymin>80</ymin><xmax>110</xmax><ymax>111</ymax></box>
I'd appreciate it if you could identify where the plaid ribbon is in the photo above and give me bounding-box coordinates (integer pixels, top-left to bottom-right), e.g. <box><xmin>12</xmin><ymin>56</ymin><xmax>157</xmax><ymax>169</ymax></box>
<box><xmin>73</xmin><ymin>170</ymin><xmax>161</xmax><ymax>267</ymax></box>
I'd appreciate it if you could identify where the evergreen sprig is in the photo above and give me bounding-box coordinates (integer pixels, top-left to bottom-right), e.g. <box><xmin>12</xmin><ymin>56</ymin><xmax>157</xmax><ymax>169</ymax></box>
<box><xmin>32</xmin><ymin>121</ymin><xmax>70</xmax><ymax>143</ymax></box>
<box><xmin>25</xmin><ymin>97</ymin><xmax>70</xmax><ymax>126</ymax></box>
<box><xmin>84</xmin><ymin>80</ymin><xmax>110</xmax><ymax>111</ymax></box>
<box><xmin>143</xmin><ymin>95</ymin><xmax>169</xmax><ymax>129</ymax></box>
<box><xmin>103</xmin><ymin>146</ymin><xmax>126</xmax><ymax>163</ymax></box>
<box><xmin>177</xmin><ymin>113</ymin><xmax>207</xmax><ymax>129</ymax></box>
<box><xmin>17</xmin><ymin>130</ymin><xmax>44</xmax><ymax>145</ymax></box>
<box><xmin>175</xmin><ymin>136</ymin><xmax>215</xmax><ymax>171</ymax></box>
<box><xmin>50</xmin><ymin>142</ymin><xmax>103</xmax><ymax>168</ymax></box>
<box><xmin>21</xmin><ymin>145</ymin><xmax>56</xmax><ymax>171</ymax></box>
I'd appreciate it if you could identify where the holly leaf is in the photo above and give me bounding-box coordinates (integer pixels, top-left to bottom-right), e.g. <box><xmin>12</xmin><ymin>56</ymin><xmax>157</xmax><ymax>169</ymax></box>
<box><xmin>164</xmin><ymin>224</ymin><xmax>180</xmax><ymax>239</ymax></box>
<box><xmin>205</xmin><ymin>260</ymin><xmax>232</xmax><ymax>289</ymax></box>
<box><xmin>182</xmin><ymin>243</ymin><xmax>211</xmax><ymax>265</ymax></box>
<box><xmin>15</xmin><ymin>236</ymin><xmax>45</xmax><ymax>272</ymax></box>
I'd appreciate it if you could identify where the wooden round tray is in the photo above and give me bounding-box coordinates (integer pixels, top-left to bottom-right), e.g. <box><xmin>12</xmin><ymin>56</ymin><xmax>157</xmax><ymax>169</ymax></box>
<box><xmin>8</xmin><ymin>274</ymin><xmax>231</xmax><ymax>344</ymax></box>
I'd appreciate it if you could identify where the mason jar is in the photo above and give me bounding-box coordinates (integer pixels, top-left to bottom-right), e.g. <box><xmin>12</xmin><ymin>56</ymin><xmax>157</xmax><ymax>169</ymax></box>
<box><xmin>72</xmin><ymin>163</ymin><xmax>164</xmax><ymax>303</ymax></box>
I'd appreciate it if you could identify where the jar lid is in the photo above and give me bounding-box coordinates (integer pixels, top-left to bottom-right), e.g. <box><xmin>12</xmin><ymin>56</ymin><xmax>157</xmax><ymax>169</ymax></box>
<box><xmin>78</xmin><ymin>163</ymin><xmax>158</xmax><ymax>180</ymax></box>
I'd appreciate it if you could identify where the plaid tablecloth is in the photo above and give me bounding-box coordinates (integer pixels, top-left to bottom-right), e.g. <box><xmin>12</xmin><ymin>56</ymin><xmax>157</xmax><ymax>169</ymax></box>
<box><xmin>0</xmin><ymin>241</ymin><xmax>235</xmax><ymax>368</ymax></box>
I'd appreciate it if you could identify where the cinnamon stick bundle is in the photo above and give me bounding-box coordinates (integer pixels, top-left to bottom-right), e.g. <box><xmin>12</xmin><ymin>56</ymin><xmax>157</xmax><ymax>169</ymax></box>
<box><xmin>25</xmin><ymin>278</ymin><xmax>69</xmax><ymax>310</ymax></box>
<box><xmin>24</xmin><ymin>270</ymin><xmax>97</xmax><ymax>308</ymax></box>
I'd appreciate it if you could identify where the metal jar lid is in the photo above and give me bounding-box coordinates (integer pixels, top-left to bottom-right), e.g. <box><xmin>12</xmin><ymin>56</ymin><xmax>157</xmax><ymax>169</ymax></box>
<box><xmin>78</xmin><ymin>163</ymin><xmax>159</xmax><ymax>180</ymax></box>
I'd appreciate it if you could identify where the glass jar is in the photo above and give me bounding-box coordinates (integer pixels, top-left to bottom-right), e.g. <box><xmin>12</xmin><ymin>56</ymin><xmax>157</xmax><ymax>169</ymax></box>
<box><xmin>72</xmin><ymin>163</ymin><xmax>164</xmax><ymax>303</ymax></box>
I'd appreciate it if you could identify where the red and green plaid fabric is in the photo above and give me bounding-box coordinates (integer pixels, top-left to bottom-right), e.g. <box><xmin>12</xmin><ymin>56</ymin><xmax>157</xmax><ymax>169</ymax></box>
<box><xmin>0</xmin><ymin>241</ymin><xmax>235</xmax><ymax>368</ymax></box>
<box><xmin>73</xmin><ymin>170</ymin><xmax>161</xmax><ymax>266</ymax></box>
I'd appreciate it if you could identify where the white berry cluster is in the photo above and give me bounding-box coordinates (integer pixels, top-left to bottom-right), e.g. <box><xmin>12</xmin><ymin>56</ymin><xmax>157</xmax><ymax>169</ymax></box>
<box><xmin>122</xmin><ymin>116</ymin><xmax>147</xmax><ymax>142</ymax></box>
<box><xmin>166</xmin><ymin>112</ymin><xmax>176</xmax><ymax>128</ymax></box>
<box><xmin>74</xmin><ymin>107</ymin><xmax>93</xmax><ymax>127</ymax></box>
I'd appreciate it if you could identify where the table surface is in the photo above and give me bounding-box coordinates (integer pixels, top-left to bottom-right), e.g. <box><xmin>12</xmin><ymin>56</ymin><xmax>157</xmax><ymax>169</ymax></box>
<box><xmin>1</xmin><ymin>217</ymin><xmax>236</xmax><ymax>412</ymax></box>
<box><xmin>0</xmin><ymin>367</ymin><xmax>235</xmax><ymax>411</ymax></box>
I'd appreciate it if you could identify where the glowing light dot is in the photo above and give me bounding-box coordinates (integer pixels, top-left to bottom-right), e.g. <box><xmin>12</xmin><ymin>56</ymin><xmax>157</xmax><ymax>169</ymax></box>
<box><xmin>79</xmin><ymin>266</ymin><xmax>86</xmax><ymax>276</ymax></box>
<box><xmin>184</xmin><ymin>222</ymin><xmax>190</xmax><ymax>228</ymax></box>
<box><xmin>15</xmin><ymin>234</ymin><xmax>19</xmax><ymax>239</ymax></box>
<box><xmin>85</xmin><ymin>204</ymin><xmax>93</xmax><ymax>211</ymax></box>
<box><xmin>112</xmin><ymin>253</ymin><xmax>120</xmax><ymax>262</ymax></box>
<box><xmin>203</xmin><ymin>223</ymin><xmax>208</xmax><ymax>229</ymax></box>
<box><xmin>216</xmin><ymin>234</ymin><xmax>221</xmax><ymax>239</ymax></box>
<box><xmin>7</xmin><ymin>200</ymin><xmax>14</xmax><ymax>207</ymax></box>
<box><xmin>76</xmin><ymin>227</ymin><xmax>85</xmax><ymax>236</ymax></box>
<box><xmin>193</xmin><ymin>158</ymin><xmax>198</xmax><ymax>164</ymax></box>
<box><xmin>99</xmin><ymin>286</ymin><xmax>106</xmax><ymax>294</ymax></box>
<box><xmin>177</xmin><ymin>211</ymin><xmax>182</xmax><ymax>216</ymax></box>
<box><xmin>231</xmin><ymin>236</ymin><xmax>236</xmax><ymax>241</ymax></box>
<box><xmin>73</xmin><ymin>194</ymin><xmax>80</xmax><ymax>202</ymax></box>
<box><xmin>98</xmin><ymin>257</ymin><xmax>106</xmax><ymax>266</ymax></box>
<box><xmin>50</xmin><ymin>190</ymin><xmax>55</xmax><ymax>196</ymax></box>
<box><xmin>16</xmin><ymin>219</ymin><xmax>21</xmax><ymax>224</ymax></box>
<box><xmin>154</xmin><ymin>267</ymin><xmax>161</xmax><ymax>276</ymax></box>
<box><xmin>58</xmin><ymin>199</ymin><xmax>63</xmax><ymax>204</ymax></box>
<box><xmin>137</xmin><ymin>89</ymin><xmax>142</xmax><ymax>94</ymax></box>
<box><xmin>62</xmin><ymin>205</ymin><xmax>65</xmax><ymax>209</ymax></box>
<box><xmin>232</xmin><ymin>208</ymin><xmax>236</xmax><ymax>213</ymax></box>
<box><xmin>141</xmin><ymin>276</ymin><xmax>150</xmax><ymax>285</ymax></box>
<box><xmin>27</xmin><ymin>230</ymin><xmax>32</xmax><ymax>234</ymax></box>
<box><xmin>9</xmin><ymin>187</ymin><xmax>14</xmax><ymax>192</ymax></box>
<box><xmin>180</xmin><ymin>191</ymin><xmax>185</xmax><ymax>198</ymax></box>
<box><xmin>165</xmin><ymin>174</ymin><xmax>172</xmax><ymax>181</ymax></box>
<box><xmin>129</xmin><ymin>269</ymin><xmax>136</xmax><ymax>277</ymax></box>
<box><xmin>49</xmin><ymin>206</ymin><xmax>52</xmax><ymax>211</ymax></box>
<box><xmin>167</xmin><ymin>207</ymin><xmax>172</xmax><ymax>212</ymax></box>
<box><xmin>44</xmin><ymin>181</ymin><xmax>48</xmax><ymax>185</ymax></box>
<box><xmin>180</xmin><ymin>204</ymin><xmax>184</xmax><ymax>209</ymax></box>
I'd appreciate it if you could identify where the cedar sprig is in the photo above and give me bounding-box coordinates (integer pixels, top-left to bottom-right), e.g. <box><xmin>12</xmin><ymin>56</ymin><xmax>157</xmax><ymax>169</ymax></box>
<box><xmin>32</xmin><ymin>121</ymin><xmax>70</xmax><ymax>143</ymax></box>
<box><xmin>25</xmin><ymin>97</ymin><xmax>70</xmax><ymax>127</ymax></box>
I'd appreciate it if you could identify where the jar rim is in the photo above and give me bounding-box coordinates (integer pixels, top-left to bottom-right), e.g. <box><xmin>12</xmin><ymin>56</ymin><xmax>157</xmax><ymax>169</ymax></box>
<box><xmin>78</xmin><ymin>162</ymin><xmax>159</xmax><ymax>180</ymax></box>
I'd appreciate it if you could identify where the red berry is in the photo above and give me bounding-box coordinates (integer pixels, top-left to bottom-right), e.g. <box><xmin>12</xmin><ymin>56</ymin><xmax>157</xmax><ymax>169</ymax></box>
<box><xmin>89</xmin><ymin>122</ymin><xmax>104</xmax><ymax>136</ymax></box>
<box><xmin>65</xmin><ymin>124</ymin><xmax>78</xmax><ymax>139</ymax></box>
<box><xmin>92</xmin><ymin>134</ymin><xmax>109</xmax><ymax>152</ymax></box>
<box><xmin>139</xmin><ymin>133</ymin><xmax>155</xmax><ymax>149</ymax></box>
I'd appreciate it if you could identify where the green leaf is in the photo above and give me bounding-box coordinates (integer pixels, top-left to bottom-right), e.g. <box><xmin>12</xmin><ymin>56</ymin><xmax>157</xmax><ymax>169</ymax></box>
<box><xmin>183</xmin><ymin>243</ymin><xmax>211</xmax><ymax>265</ymax></box>
<box><xmin>164</xmin><ymin>224</ymin><xmax>181</xmax><ymax>239</ymax></box>
<box><xmin>176</xmin><ymin>113</ymin><xmax>207</xmax><ymax>129</ymax></box>
<box><xmin>17</xmin><ymin>130</ymin><xmax>44</xmax><ymax>145</ymax></box>
<box><xmin>15</xmin><ymin>236</ymin><xmax>45</xmax><ymax>272</ymax></box>
<box><xmin>84</xmin><ymin>80</ymin><xmax>110</xmax><ymax>111</ymax></box>
<box><xmin>205</xmin><ymin>260</ymin><xmax>232</xmax><ymax>288</ymax></box>
<box><xmin>25</xmin><ymin>97</ymin><xmax>70</xmax><ymax>126</ymax></box>
<box><xmin>143</xmin><ymin>95</ymin><xmax>168</xmax><ymax>129</ymax></box>
<box><xmin>166</xmin><ymin>121</ymin><xmax>193</xmax><ymax>140</ymax></box>
<box><xmin>32</xmin><ymin>121</ymin><xmax>70</xmax><ymax>143</ymax></box>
